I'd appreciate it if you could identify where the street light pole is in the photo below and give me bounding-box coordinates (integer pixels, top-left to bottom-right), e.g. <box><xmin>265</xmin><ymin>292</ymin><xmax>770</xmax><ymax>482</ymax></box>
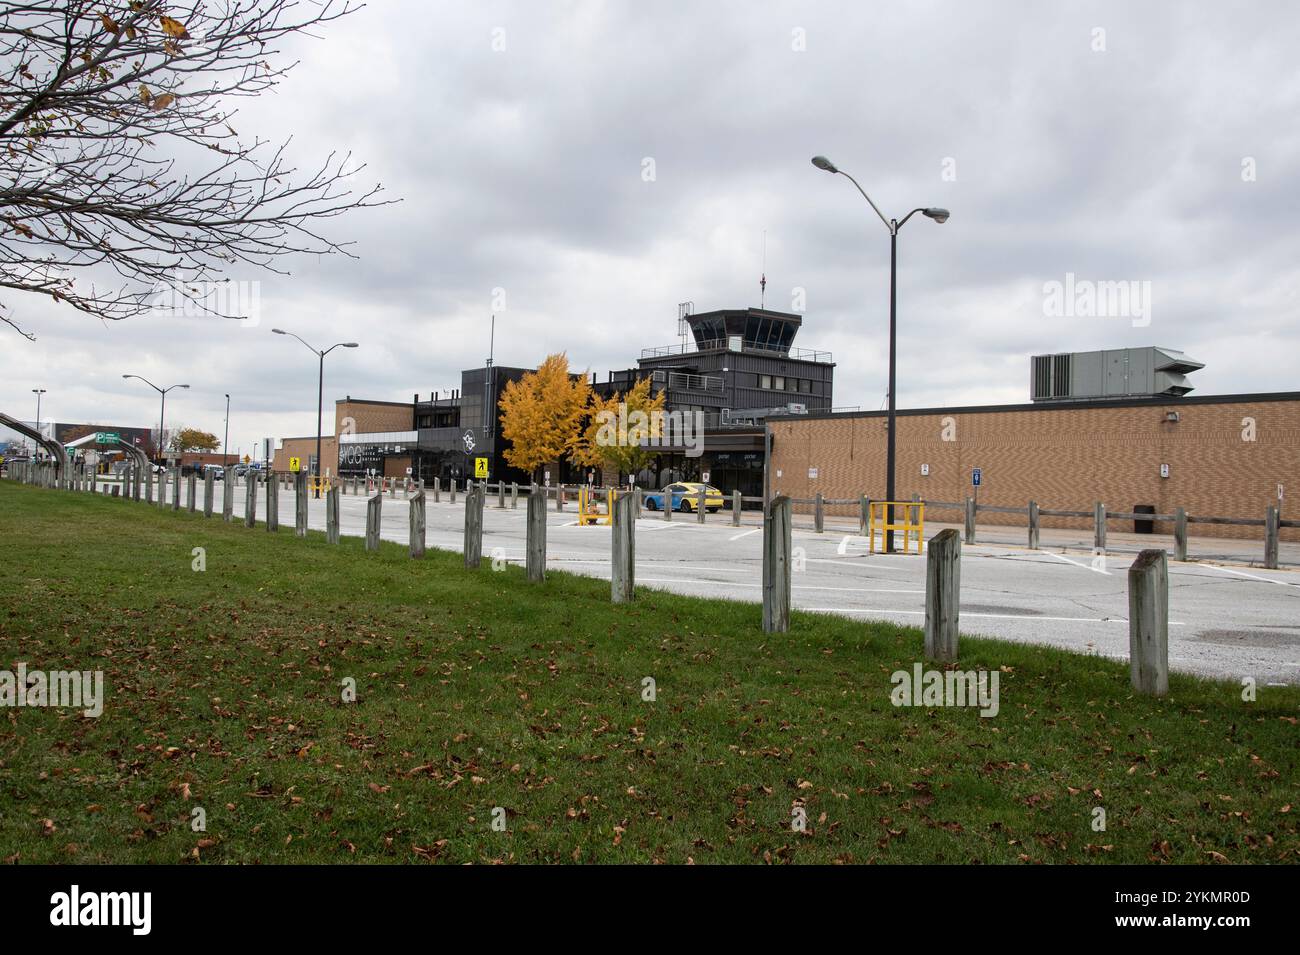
<box><xmin>316</xmin><ymin>349</ymin><xmax>325</xmax><ymax>496</ymax></box>
<box><xmin>811</xmin><ymin>155</ymin><xmax>948</xmax><ymax>553</ymax></box>
<box><xmin>272</xmin><ymin>329</ymin><xmax>358</xmax><ymax>498</ymax></box>
<box><xmin>32</xmin><ymin>388</ymin><xmax>46</xmax><ymax>459</ymax></box>
<box><xmin>122</xmin><ymin>375</ymin><xmax>189</xmax><ymax>466</ymax></box>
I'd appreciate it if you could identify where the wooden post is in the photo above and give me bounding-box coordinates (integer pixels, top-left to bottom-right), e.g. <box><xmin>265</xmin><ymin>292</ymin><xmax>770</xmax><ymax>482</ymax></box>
<box><xmin>497</xmin><ymin>480</ymin><xmax>506</xmax><ymax>509</ymax></box>
<box><xmin>1094</xmin><ymin>501</ymin><xmax>1107</xmax><ymax>551</ymax></box>
<box><xmin>1174</xmin><ymin>507</ymin><xmax>1187</xmax><ymax>561</ymax></box>
<box><xmin>763</xmin><ymin>496</ymin><xmax>792</xmax><ymax>633</ymax></box>
<box><xmin>697</xmin><ymin>487</ymin><xmax>706</xmax><ymax>524</ymax></box>
<box><xmin>732</xmin><ymin>489</ymin><xmax>742</xmax><ymax>526</ymax></box>
<box><xmin>1128</xmin><ymin>549</ymin><xmax>1169</xmax><ymax>696</ymax></box>
<box><xmin>860</xmin><ymin>495</ymin><xmax>870</xmax><ymax>536</ymax></box>
<box><xmin>611</xmin><ymin>492</ymin><xmax>636</xmax><ymax>603</ymax></box>
<box><xmin>186</xmin><ymin>472</ymin><xmax>197</xmax><ymax>512</ymax></box>
<box><xmin>663</xmin><ymin>487</ymin><xmax>672</xmax><ymax>521</ymax></box>
<box><xmin>527</xmin><ymin>484</ymin><xmax>546</xmax><ymax>582</ymax></box>
<box><xmin>464</xmin><ymin>483</ymin><xmax>484</xmax><ymax>568</ymax></box>
<box><xmin>1265</xmin><ymin>505</ymin><xmax>1279</xmax><ymax>570</ymax></box>
<box><xmin>171</xmin><ymin>467</ymin><xmax>181</xmax><ymax>511</ymax></box>
<box><xmin>511</xmin><ymin>482</ymin><xmax>518</xmax><ymax>509</ymax></box>
<box><xmin>365</xmin><ymin>493</ymin><xmax>382</xmax><ymax>551</ymax></box>
<box><xmin>145</xmin><ymin>467</ymin><xmax>154</xmax><ymax>504</ymax></box>
<box><xmin>203</xmin><ymin>471</ymin><xmax>214</xmax><ymax>517</ymax></box>
<box><xmin>814</xmin><ymin>492</ymin><xmax>824</xmax><ymax>533</ymax></box>
<box><xmin>432</xmin><ymin>476</ymin><xmax>440</xmax><ymax>503</ymax></box>
<box><xmin>389</xmin><ymin>478</ymin><xmax>396</xmax><ymax>499</ymax></box>
<box><xmin>409</xmin><ymin>491</ymin><xmax>426</xmax><ymax>558</ymax></box>
<box><xmin>449</xmin><ymin>480</ymin><xmax>457</xmax><ymax>505</ymax></box>
<box><xmin>222</xmin><ymin>471</ymin><xmax>234</xmax><ymax>522</ymax></box>
<box><xmin>632</xmin><ymin>486</ymin><xmax>641</xmax><ymax>519</ymax></box>
<box><xmin>244</xmin><ymin>472</ymin><xmax>258</xmax><ymax>528</ymax></box>
<box><xmin>265</xmin><ymin>472</ymin><xmax>279</xmax><ymax>532</ymax></box>
<box><xmin>326</xmin><ymin>486</ymin><xmax>340</xmax><ymax>544</ymax></box>
<box><xmin>295</xmin><ymin>472</ymin><xmax>308</xmax><ymax>538</ymax></box>
<box><xmin>963</xmin><ymin>496</ymin><xmax>975</xmax><ymax>544</ymax></box>
<box><xmin>555</xmin><ymin>485</ymin><xmax>564</xmax><ymax>512</ymax></box>
<box><xmin>111</xmin><ymin>484</ymin><xmax>120</xmax><ymax>497</ymax></box>
<box><xmin>1027</xmin><ymin>500</ymin><xmax>1039</xmax><ymax>549</ymax></box>
<box><xmin>924</xmin><ymin>528</ymin><xmax>962</xmax><ymax>661</ymax></box>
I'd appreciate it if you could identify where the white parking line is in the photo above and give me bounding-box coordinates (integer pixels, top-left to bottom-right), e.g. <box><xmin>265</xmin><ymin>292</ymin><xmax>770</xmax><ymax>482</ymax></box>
<box><xmin>1196</xmin><ymin>562</ymin><xmax>1299</xmax><ymax>587</ymax></box>
<box><xmin>729</xmin><ymin>528</ymin><xmax>760</xmax><ymax>542</ymax></box>
<box><xmin>1045</xmin><ymin>550</ymin><xmax>1111</xmax><ymax>576</ymax></box>
<box><xmin>802</xmin><ymin>607</ymin><xmax>1186</xmax><ymax>625</ymax></box>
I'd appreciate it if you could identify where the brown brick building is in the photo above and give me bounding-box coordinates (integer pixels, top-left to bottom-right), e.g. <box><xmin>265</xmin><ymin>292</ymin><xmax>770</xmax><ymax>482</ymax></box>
<box><xmin>769</xmin><ymin>392</ymin><xmax>1299</xmax><ymax>541</ymax></box>
<box><xmin>271</xmin><ymin>436</ymin><xmax>338</xmax><ymax>476</ymax></box>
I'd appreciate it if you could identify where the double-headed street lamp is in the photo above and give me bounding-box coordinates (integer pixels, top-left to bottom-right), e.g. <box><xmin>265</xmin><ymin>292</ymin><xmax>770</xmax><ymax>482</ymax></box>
<box><xmin>122</xmin><ymin>375</ymin><xmax>189</xmax><ymax>466</ymax></box>
<box><xmin>811</xmin><ymin>155</ymin><xmax>949</xmax><ymax>553</ymax></box>
<box><xmin>272</xmin><ymin>329</ymin><xmax>358</xmax><ymax>498</ymax></box>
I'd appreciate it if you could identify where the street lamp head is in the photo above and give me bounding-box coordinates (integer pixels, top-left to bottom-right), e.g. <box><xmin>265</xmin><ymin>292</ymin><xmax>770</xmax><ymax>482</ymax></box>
<box><xmin>271</xmin><ymin>328</ymin><xmax>286</xmax><ymax>335</ymax></box>
<box><xmin>922</xmin><ymin>207</ymin><xmax>950</xmax><ymax>224</ymax></box>
<box><xmin>179</xmin><ymin>384</ymin><xmax>190</xmax><ymax>389</ymax></box>
<box><xmin>811</xmin><ymin>155</ymin><xmax>839</xmax><ymax>174</ymax></box>
<box><xmin>342</xmin><ymin>342</ymin><xmax>359</xmax><ymax>348</ymax></box>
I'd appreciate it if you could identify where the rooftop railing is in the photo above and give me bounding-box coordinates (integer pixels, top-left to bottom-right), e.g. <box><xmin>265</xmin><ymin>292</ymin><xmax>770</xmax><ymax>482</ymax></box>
<box><xmin>640</xmin><ymin>341</ymin><xmax>833</xmax><ymax>363</ymax></box>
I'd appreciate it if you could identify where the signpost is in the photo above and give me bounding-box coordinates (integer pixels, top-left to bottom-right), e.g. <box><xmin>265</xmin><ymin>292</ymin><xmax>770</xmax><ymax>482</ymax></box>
<box><xmin>972</xmin><ymin>467</ymin><xmax>981</xmax><ymax>509</ymax></box>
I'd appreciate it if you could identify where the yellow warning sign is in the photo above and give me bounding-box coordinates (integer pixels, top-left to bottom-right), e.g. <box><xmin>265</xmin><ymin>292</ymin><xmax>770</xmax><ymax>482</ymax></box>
<box><xmin>289</xmin><ymin>457</ymin><xmax>301</xmax><ymax>473</ymax></box>
<box><xmin>474</xmin><ymin>457</ymin><xmax>489</xmax><ymax>478</ymax></box>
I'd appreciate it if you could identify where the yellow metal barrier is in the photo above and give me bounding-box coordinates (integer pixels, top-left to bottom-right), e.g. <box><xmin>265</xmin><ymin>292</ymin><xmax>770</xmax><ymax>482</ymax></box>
<box><xmin>867</xmin><ymin>500</ymin><xmax>925</xmax><ymax>554</ymax></box>
<box><xmin>578</xmin><ymin>486</ymin><xmax>616</xmax><ymax>526</ymax></box>
<box><xmin>309</xmin><ymin>476</ymin><xmax>332</xmax><ymax>495</ymax></box>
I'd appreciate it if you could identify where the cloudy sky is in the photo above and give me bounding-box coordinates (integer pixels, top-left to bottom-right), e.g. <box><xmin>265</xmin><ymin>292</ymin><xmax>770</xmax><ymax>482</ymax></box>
<box><xmin>5</xmin><ymin>0</ymin><xmax>1298</xmax><ymax>457</ymax></box>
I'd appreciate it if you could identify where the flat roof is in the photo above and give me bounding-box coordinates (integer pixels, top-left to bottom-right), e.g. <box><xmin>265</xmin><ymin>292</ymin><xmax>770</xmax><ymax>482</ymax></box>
<box><xmin>791</xmin><ymin>391</ymin><xmax>1300</xmax><ymax>421</ymax></box>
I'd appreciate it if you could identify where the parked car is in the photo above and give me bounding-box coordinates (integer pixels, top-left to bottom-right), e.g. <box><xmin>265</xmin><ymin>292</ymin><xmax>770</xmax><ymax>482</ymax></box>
<box><xmin>642</xmin><ymin>482</ymin><xmax>724</xmax><ymax>513</ymax></box>
<box><xmin>203</xmin><ymin>464</ymin><xmax>225</xmax><ymax>481</ymax></box>
<box><xmin>231</xmin><ymin>463</ymin><xmax>250</xmax><ymax>477</ymax></box>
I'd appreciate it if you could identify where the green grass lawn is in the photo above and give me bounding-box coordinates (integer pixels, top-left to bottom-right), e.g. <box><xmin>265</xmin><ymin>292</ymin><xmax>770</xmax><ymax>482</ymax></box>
<box><xmin>0</xmin><ymin>480</ymin><xmax>1295</xmax><ymax>864</ymax></box>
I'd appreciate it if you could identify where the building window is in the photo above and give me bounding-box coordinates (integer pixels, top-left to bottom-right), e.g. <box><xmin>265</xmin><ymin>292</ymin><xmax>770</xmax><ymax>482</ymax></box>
<box><xmin>774</xmin><ymin>376</ymin><xmax>785</xmax><ymax>391</ymax></box>
<box><xmin>760</xmin><ymin>375</ymin><xmax>772</xmax><ymax>389</ymax></box>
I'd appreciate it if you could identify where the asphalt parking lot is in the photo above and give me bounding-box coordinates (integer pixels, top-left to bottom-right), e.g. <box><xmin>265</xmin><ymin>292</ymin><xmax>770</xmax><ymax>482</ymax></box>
<box><xmin>202</xmin><ymin>481</ymin><xmax>1300</xmax><ymax>686</ymax></box>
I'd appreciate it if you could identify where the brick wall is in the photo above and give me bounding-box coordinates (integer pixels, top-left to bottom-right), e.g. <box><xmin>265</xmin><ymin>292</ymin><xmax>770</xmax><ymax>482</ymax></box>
<box><xmin>770</xmin><ymin>396</ymin><xmax>1300</xmax><ymax>541</ymax></box>
<box><xmin>272</xmin><ymin>436</ymin><xmax>338</xmax><ymax>477</ymax></box>
<box><xmin>335</xmin><ymin>399</ymin><xmax>413</xmax><ymax>437</ymax></box>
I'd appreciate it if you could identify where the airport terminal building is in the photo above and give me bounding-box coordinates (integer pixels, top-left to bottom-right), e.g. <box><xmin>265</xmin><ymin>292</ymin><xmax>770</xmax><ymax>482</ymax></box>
<box><xmin>310</xmin><ymin>306</ymin><xmax>838</xmax><ymax>494</ymax></box>
<box><xmin>769</xmin><ymin>349</ymin><xmax>1298</xmax><ymax>541</ymax></box>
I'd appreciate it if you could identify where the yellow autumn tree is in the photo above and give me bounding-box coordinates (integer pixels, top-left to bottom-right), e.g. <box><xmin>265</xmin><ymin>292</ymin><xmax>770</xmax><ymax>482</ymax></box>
<box><xmin>498</xmin><ymin>353</ymin><xmax>592</xmax><ymax>480</ymax></box>
<box><xmin>573</xmin><ymin>376</ymin><xmax>666</xmax><ymax>478</ymax></box>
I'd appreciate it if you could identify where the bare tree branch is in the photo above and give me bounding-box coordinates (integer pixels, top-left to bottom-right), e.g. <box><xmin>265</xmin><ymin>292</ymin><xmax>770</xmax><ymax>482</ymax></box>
<box><xmin>0</xmin><ymin>0</ymin><xmax>393</xmax><ymax>337</ymax></box>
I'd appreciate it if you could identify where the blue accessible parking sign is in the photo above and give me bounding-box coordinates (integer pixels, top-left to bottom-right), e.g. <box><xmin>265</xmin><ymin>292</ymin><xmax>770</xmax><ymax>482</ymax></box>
<box><xmin>972</xmin><ymin>468</ymin><xmax>982</xmax><ymax>487</ymax></box>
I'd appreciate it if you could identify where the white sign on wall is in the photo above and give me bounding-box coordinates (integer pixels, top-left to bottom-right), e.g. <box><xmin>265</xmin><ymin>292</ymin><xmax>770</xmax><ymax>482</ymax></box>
<box><xmin>920</xmin><ymin>463</ymin><xmax>930</xmax><ymax>476</ymax></box>
<box><xmin>808</xmin><ymin>467</ymin><xmax>819</xmax><ymax>480</ymax></box>
<box><xmin>1160</xmin><ymin>463</ymin><xmax>1170</xmax><ymax>479</ymax></box>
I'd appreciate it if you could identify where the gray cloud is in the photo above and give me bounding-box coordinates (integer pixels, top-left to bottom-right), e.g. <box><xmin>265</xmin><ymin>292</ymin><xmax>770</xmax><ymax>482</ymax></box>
<box><xmin>5</xmin><ymin>0</ymin><xmax>1298</xmax><ymax>454</ymax></box>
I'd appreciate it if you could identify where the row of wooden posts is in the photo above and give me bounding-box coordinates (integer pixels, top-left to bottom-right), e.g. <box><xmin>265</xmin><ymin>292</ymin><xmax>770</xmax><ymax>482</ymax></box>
<box><xmin>17</xmin><ymin>466</ymin><xmax>1173</xmax><ymax>698</ymax></box>
<box><xmin>791</xmin><ymin>491</ymin><xmax>1288</xmax><ymax>571</ymax></box>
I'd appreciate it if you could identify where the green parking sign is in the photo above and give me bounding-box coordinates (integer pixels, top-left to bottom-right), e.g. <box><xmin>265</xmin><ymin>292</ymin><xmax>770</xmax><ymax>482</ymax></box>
<box><xmin>95</xmin><ymin>432</ymin><xmax>120</xmax><ymax>445</ymax></box>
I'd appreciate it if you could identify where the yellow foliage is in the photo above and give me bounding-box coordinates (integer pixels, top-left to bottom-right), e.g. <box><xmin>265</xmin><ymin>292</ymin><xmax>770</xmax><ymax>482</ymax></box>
<box><xmin>498</xmin><ymin>353</ymin><xmax>592</xmax><ymax>478</ymax></box>
<box><xmin>573</xmin><ymin>376</ymin><xmax>665</xmax><ymax>476</ymax></box>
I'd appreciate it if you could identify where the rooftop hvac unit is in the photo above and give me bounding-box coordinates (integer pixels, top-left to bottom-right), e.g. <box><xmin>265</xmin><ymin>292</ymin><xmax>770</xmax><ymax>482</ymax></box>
<box><xmin>1030</xmin><ymin>347</ymin><xmax>1203</xmax><ymax>402</ymax></box>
